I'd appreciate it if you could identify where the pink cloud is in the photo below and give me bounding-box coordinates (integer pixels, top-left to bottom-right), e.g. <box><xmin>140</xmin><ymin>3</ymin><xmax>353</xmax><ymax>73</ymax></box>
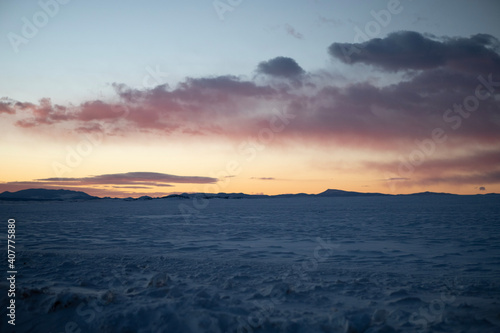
<box><xmin>76</xmin><ymin>100</ymin><xmax>127</xmax><ymax>121</ymax></box>
<box><xmin>367</xmin><ymin>150</ymin><xmax>500</xmax><ymax>187</ymax></box>
<box><xmin>0</xmin><ymin>99</ymin><xmax>16</xmax><ymax>114</ymax></box>
<box><xmin>2</xmin><ymin>34</ymin><xmax>499</xmax><ymax>153</ymax></box>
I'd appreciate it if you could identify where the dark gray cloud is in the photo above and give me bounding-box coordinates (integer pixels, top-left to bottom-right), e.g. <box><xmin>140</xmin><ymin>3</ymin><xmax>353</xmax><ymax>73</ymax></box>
<box><xmin>328</xmin><ymin>31</ymin><xmax>500</xmax><ymax>73</ymax></box>
<box><xmin>256</xmin><ymin>57</ymin><xmax>305</xmax><ymax>78</ymax></box>
<box><xmin>180</xmin><ymin>75</ymin><xmax>276</xmax><ymax>97</ymax></box>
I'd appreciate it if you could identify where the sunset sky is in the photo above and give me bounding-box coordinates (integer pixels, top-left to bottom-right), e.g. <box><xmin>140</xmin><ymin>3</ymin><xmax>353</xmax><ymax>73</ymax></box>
<box><xmin>1</xmin><ymin>0</ymin><xmax>500</xmax><ymax>197</ymax></box>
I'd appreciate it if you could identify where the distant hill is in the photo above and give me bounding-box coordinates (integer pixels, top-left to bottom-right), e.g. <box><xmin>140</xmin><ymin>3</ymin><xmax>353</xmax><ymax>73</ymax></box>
<box><xmin>317</xmin><ymin>189</ymin><xmax>389</xmax><ymax>197</ymax></box>
<box><xmin>162</xmin><ymin>192</ymin><xmax>270</xmax><ymax>200</ymax></box>
<box><xmin>403</xmin><ymin>191</ymin><xmax>456</xmax><ymax>196</ymax></box>
<box><xmin>0</xmin><ymin>189</ymin><xmax>98</xmax><ymax>201</ymax></box>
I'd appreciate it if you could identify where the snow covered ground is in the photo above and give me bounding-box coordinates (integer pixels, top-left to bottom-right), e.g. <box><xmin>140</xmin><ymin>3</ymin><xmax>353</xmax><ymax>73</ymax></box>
<box><xmin>1</xmin><ymin>196</ymin><xmax>500</xmax><ymax>332</ymax></box>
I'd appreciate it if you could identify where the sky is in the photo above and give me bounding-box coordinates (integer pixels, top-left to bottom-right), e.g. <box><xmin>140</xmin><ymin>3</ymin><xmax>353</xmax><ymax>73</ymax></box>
<box><xmin>1</xmin><ymin>0</ymin><xmax>500</xmax><ymax>197</ymax></box>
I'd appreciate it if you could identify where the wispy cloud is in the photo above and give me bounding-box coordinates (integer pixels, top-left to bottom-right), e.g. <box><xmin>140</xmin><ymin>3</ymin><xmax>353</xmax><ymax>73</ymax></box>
<box><xmin>39</xmin><ymin>172</ymin><xmax>217</xmax><ymax>185</ymax></box>
<box><xmin>251</xmin><ymin>177</ymin><xmax>276</xmax><ymax>181</ymax></box>
<box><xmin>0</xmin><ymin>172</ymin><xmax>218</xmax><ymax>196</ymax></box>
<box><xmin>369</xmin><ymin>150</ymin><xmax>500</xmax><ymax>187</ymax></box>
<box><xmin>317</xmin><ymin>15</ymin><xmax>342</xmax><ymax>27</ymax></box>
<box><xmin>284</xmin><ymin>24</ymin><xmax>304</xmax><ymax>39</ymax></box>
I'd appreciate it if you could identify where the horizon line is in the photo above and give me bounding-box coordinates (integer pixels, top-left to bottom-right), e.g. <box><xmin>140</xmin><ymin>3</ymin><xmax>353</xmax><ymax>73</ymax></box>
<box><xmin>1</xmin><ymin>187</ymin><xmax>497</xmax><ymax>200</ymax></box>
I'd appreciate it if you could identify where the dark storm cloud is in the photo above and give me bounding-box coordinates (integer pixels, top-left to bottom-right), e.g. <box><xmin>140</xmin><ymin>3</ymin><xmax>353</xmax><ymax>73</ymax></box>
<box><xmin>328</xmin><ymin>31</ymin><xmax>500</xmax><ymax>73</ymax></box>
<box><xmin>256</xmin><ymin>57</ymin><xmax>305</xmax><ymax>78</ymax></box>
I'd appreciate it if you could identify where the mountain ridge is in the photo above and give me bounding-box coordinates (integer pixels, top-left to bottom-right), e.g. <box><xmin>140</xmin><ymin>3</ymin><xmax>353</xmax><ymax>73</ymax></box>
<box><xmin>0</xmin><ymin>188</ymin><xmax>497</xmax><ymax>201</ymax></box>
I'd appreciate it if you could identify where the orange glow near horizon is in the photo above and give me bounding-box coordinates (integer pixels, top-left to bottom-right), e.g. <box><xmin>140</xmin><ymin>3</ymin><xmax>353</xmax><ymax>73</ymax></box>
<box><xmin>1</xmin><ymin>129</ymin><xmax>499</xmax><ymax>198</ymax></box>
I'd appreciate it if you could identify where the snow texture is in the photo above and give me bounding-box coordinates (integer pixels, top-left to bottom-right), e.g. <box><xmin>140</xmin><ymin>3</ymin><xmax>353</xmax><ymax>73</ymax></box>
<box><xmin>1</xmin><ymin>196</ymin><xmax>499</xmax><ymax>332</ymax></box>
